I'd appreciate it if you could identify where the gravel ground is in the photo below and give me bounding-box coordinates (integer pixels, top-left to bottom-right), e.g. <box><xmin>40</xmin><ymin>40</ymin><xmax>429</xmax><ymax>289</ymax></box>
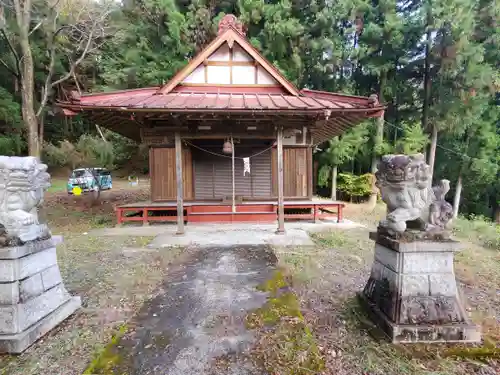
<box><xmin>97</xmin><ymin>245</ymin><xmax>276</xmax><ymax>375</ymax></box>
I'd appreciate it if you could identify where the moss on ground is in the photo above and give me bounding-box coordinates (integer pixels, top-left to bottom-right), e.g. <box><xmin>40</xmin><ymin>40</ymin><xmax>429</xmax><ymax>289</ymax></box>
<box><xmin>83</xmin><ymin>324</ymin><xmax>129</xmax><ymax>375</ymax></box>
<box><xmin>255</xmin><ymin>269</ymin><xmax>288</xmax><ymax>293</ymax></box>
<box><xmin>442</xmin><ymin>336</ymin><xmax>500</xmax><ymax>360</ymax></box>
<box><xmin>246</xmin><ymin>269</ymin><xmax>325</xmax><ymax>375</ymax></box>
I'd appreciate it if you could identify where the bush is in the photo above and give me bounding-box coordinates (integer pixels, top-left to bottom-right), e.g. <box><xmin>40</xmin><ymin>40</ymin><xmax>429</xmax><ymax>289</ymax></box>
<box><xmin>43</xmin><ymin>140</ymin><xmax>79</xmax><ymax>168</ymax></box>
<box><xmin>43</xmin><ymin>135</ymin><xmax>115</xmax><ymax>170</ymax></box>
<box><xmin>76</xmin><ymin>134</ymin><xmax>115</xmax><ymax>169</ymax></box>
<box><xmin>104</xmin><ymin>130</ymin><xmax>138</xmax><ymax>167</ymax></box>
<box><xmin>337</xmin><ymin>173</ymin><xmax>373</xmax><ymax>202</ymax></box>
<box><xmin>0</xmin><ymin>134</ymin><xmax>24</xmax><ymax>156</ymax></box>
<box><xmin>103</xmin><ymin>130</ymin><xmax>149</xmax><ymax>173</ymax></box>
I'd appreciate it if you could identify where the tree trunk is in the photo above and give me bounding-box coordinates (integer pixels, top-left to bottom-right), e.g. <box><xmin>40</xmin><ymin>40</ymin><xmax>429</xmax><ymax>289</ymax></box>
<box><xmin>38</xmin><ymin>112</ymin><xmax>44</xmax><ymax>151</ymax></box>
<box><xmin>369</xmin><ymin>74</ymin><xmax>386</xmax><ymax>208</ymax></box>
<box><xmin>371</xmin><ymin>114</ymin><xmax>384</xmax><ymax>172</ymax></box>
<box><xmin>16</xmin><ymin>2</ymin><xmax>39</xmax><ymax>157</ymax></box>
<box><xmin>20</xmin><ymin>55</ymin><xmax>39</xmax><ymax>156</ymax></box>
<box><xmin>422</xmin><ymin>31</ymin><xmax>432</xmax><ymax>134</ymax></box>
<box><xmin>427</xmin><ymin>124</ymin><xmax>438</xmax><ymax>185</ymax></box>
<box><xmin>452</xmin><ymin>174</ymin><xmax>462</xmax><ymax>218</ymax></box>
<box><xmin>368</xmin><ymin>113</ymin><xmax>385</xmax><ymax>207</ymax></box>
<box><xmin>422</xmin><ymin>5</ymin><xmax>432</xmax><ymax>135</ymax></box>
<box><xmin>331</xmin><ymin>165</ymin><xmax>337</xmax><ymax>201</ymax></box>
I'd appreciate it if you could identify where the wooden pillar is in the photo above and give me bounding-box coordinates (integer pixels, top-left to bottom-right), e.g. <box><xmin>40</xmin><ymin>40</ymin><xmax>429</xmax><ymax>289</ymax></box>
<box><xmin>276</xmin><ymin>127</ymin><xmax>285</xmax><ymax>234</ymax></box>
<box><xmin>231</xmin><ymin>136</ymin><xmax>236</xmax><ymax>213</ymax></box>
<box><xmin>175</xmin><ymin>132</ymin><xmax>184</xmax><ymax>235</ymax></box>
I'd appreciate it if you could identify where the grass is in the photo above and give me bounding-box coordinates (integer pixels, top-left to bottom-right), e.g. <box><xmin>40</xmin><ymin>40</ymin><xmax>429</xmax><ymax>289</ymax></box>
<box><xmin>47</xmin><ymin>177</ymin><xmax>68</xmax><ymax>193</ymax></box>
<box><xmin>245</xmin><ymin>270</ymin><xmax>325</xmax><ymax>375</ymax></box>
<box><xmin>270</xmin><ymin>203</ymin><xmax>500</xmax><ymax>375</ymax></box>
<box><xmin>1</xmin><ymin>189</ymin><xmax>498</xmax><ymax>375</ymax></box>
<box><xmin>82</xmin><ymin>324</ymin><xmax>128</xmax><ymax>375</ymax></box>
<box><xmin>0</xmin><ymin>185</ymin><xmax>181</xmax><ymax>375</ymax></box>
<box><xmin>453</xmin><ymin>215</ymin><xmax>500</xmax><ymax>250</ymax></box>
<box><xmin>341</xmin><ymin>298</ymin><xmax>464</xmax><ymax>375</ymax></box>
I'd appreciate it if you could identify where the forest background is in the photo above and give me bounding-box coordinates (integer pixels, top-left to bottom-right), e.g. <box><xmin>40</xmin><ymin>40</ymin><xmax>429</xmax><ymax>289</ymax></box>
<box><xmin>0</xmin><ymin>0</ymin><xmax>498</xmax><ymax>221</ymax></box>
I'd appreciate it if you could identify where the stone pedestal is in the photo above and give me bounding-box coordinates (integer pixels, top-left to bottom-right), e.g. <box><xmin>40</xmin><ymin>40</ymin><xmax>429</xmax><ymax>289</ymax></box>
<box><xmin>359</xmin><ymin>232</ymin><xmax>481</xmax><ymax>343</ymax></box>
<box><xmin>0</xmin><ymin>237</ymin><xmax>81</xmax><ymax>353</ymax></box>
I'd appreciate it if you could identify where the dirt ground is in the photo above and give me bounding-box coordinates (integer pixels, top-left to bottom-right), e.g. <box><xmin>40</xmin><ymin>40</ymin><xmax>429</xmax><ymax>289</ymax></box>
<box><xmin>0</xmin><ymin>180</ymin><xmax>178</xmax><ymax>375</ymax></box>
<box><xmin>0</xmin><ymin>182</ymin><xmax>498</xmax><ymax>375</ymax></box>
<box><xmin>272</xmin><ymin>203</ymin><xmax>500</xmax><ymax>375</ymax></box>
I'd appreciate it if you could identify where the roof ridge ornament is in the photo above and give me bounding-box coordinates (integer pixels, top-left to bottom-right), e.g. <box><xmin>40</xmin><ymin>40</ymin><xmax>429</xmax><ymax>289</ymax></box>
<box><xmin>218</xmin><ymin>14</ymin><xmax>246</xmax><ymax>36</ymax></box>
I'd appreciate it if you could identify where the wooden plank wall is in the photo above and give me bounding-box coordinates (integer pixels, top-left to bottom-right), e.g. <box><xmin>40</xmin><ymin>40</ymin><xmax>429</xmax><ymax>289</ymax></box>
<box><xmin>149</xmin><ymin>145</ymin><xmax>312</xmax><ymax>201</ymax></box>
<box><xmin>272</xmin><ymin>147</ymin><xmax>312</xmax><ymax>198</ymax></box>
<box><xmin>150</xmin><ymin>147</ymin><xmax>193</xmax><ymax>201</ymax></box>
<box><xmin>193</xmin><ymin>148</ymin><xmax>272</xmax><ymax>199</ymax></box>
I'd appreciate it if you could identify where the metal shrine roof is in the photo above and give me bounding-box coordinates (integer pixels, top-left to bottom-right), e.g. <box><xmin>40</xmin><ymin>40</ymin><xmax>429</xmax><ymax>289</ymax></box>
<box><xmin>59</xmin><ymin>88</ymin><xmax>382</xmax><ymax>113</ymax></box>
<box><xmin>56</xmin><ymin>14</ymin><xmax>385</xmax><ymax>144</ymax></box>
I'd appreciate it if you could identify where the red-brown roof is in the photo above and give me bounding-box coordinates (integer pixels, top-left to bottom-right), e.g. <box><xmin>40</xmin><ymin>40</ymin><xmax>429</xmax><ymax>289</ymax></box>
<box><xmin>56</xmin><ymin>14</ymin><xmax>385</xmax><ymax>144</ymax></box>
<box><xmin>60</xmin><ymin>89</ymin><xmax>380</xmax><ymax>112</ymax></box>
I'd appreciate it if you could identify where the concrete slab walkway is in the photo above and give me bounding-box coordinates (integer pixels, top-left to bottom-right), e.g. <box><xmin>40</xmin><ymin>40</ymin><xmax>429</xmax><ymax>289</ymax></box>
<box><xmin>104</xmin><ymin>245</ymin><xmax>277</xmax><ymax>375</ymax></box>
<box><xmin>90</xmin><ymin>220</ymin><xmax>363</xmax><ymax>248</ymax></box>
<box><xmin>86</xmin><ymin>221</ymin><xmax>364</xmax><ymax>373</ymax></box>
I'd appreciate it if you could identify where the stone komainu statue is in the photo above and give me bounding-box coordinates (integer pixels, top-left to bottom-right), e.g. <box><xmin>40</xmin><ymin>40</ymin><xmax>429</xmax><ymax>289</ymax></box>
<box><xmin>0</xmin><ymin>156</ymin><xmax>51</xmax><ymax>244</ymax></box>
<box><xmin>375</xmin><ymin>153</ymin><xmax>453</xmax><ymax>235</ymax></box>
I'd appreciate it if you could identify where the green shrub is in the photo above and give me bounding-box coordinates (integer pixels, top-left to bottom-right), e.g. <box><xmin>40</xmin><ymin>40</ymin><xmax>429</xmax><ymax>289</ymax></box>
<box><xmin>76</xmin><ymin>134</ymin><xmax>115</xmax><ymax>169</ymax></box>
<box><xmin>43</xmin><ymin>135</ymin><xmax>115</xmax><ymax>170</ymax></box>
<box><xmin>104</xmin><ymin>130</ymin><xmax>138</xmax><ymax>167</ymax></box>
<box><xmin>43</xmin><ymin>140</ymin><xmax>78</xmax><ymax>168</ymax></box>
<box><xmin>0</xmin><ymin>134</ymin><xmax>23</xmax><ymax>156</ymax></box>
<box><xmin>337</xmin><ymin>173</ymin><xmax>373</xmax><ymax>201</ymax></box>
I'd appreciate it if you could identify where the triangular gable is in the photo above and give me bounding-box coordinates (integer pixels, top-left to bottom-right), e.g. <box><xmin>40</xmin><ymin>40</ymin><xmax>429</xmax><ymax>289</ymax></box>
<box><xmin>181</xmin><ymin>42</ymin><xmax>280</xmax><ymax>86</ymax></box>
<box><xmin>157</xmin><ymin>16</ymin><xmax>299</xmax><ymax>96</ymax></box>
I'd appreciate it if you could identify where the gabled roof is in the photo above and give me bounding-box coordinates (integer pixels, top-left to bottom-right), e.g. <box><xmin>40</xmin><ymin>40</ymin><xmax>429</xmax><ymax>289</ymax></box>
<box><xmin>156</xmin><ymin>14</ymin><xmax>299</xmax><ymax>96</ymax></box>
<box><xmin>56</xmin><ymin>15</ymin><xmax>385</xmax><ymax>145</ymax></box>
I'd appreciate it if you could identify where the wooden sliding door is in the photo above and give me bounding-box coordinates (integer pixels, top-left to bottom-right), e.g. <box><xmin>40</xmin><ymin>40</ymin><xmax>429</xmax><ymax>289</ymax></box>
<box><xmin>150</xmin><ymin>147</ymin><xmax>193</xmax><ymax>201</ymax></box>
<box><xmin>272</xmin><ymin>147</ymin><xmax>312</xmax><ymax>198</ymax></box>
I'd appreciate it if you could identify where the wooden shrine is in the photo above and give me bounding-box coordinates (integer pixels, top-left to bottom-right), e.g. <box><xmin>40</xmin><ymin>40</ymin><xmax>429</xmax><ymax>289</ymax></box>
<box><xmin>58</xmin><ymin>14</ymin><xmax>384</xmax><ymax>233</ymax></box>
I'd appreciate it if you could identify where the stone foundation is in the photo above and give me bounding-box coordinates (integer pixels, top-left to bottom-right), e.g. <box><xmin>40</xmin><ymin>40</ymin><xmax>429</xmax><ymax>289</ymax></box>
<box><xmin>360</xmin><ymin>232</ymin><xmax>481</xmax><ymax>344</ymax></box>
<box><xmin>0</xmin><ymin>237</ymin><xmax>81</xmax><ymax>353</ymax></box>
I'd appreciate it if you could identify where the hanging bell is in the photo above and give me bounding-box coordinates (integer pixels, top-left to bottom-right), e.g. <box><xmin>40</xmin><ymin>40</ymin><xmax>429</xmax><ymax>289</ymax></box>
<box><xmin>222</xmin><ymin>139</ymin><xmax>233</xmax><ymax>154</ymax></box>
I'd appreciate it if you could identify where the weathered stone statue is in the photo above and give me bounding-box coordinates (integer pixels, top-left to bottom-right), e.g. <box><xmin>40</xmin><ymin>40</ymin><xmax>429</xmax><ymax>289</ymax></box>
<box><xmin>0</xmin><ymin>156</ymin><xmax>81</xmax><ymax>353</ymax></box>
<box><xmin>359</xmin><ymin>153</ymin><xmax>480</xmax><ymax>343</ymax></box>
<box><xmin>0</xmin><ymin>156</ymin><xmax>52</xmax><ymax>245</ymax></box>
<box><xmin>375</xmin><ymin>153</ymin><xmax>453</xmax><ymax>236</ymax></box>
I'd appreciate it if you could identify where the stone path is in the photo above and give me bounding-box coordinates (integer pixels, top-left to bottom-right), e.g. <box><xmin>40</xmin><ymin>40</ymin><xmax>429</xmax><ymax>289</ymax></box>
<box><xmin>109</xmin><ymin>245</ymin><xmax>277</xmax><ymax>375</ymax></box>
<box><xmin>90</xmin><ymin>220</ymin><xmax>364</xmax><ymax>247</ymax></box>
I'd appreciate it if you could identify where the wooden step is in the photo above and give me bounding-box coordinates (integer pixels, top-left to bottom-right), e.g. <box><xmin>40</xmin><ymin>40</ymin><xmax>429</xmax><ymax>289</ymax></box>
<box><xmin>188</xmin><ymin>211</ymin><xmax>276</xmax><ymax>223</ymax></box>
<box><xmin>189</xmin><ymin>205</ymin><xmax>275</xmax><ymax>213</ymax></box>
<box><xmin>189</xmin><ymin>211</ymin><xmax>275</xmax><ymax>215</ymax></box>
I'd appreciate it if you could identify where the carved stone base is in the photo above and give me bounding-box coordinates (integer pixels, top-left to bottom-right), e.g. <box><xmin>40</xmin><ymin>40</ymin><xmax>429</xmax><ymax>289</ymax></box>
<box><xmin>376</xmin><ymin>226</ymin><xmax>451</xmax><ymax>242</ymax></box>
<box><xmin>360</xmin><ymin>233</ymin><xmax>481</xmax><ymax>343</ymax></box>
<box><xmin>357</xmin><ymin>292</ymin><xmax>481</xmax><ymax>343</ymax></box>
<box><xmin>0</xmin><ymin>237</ymin><xmax>81</xmax><ymax>353</ymax></box>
